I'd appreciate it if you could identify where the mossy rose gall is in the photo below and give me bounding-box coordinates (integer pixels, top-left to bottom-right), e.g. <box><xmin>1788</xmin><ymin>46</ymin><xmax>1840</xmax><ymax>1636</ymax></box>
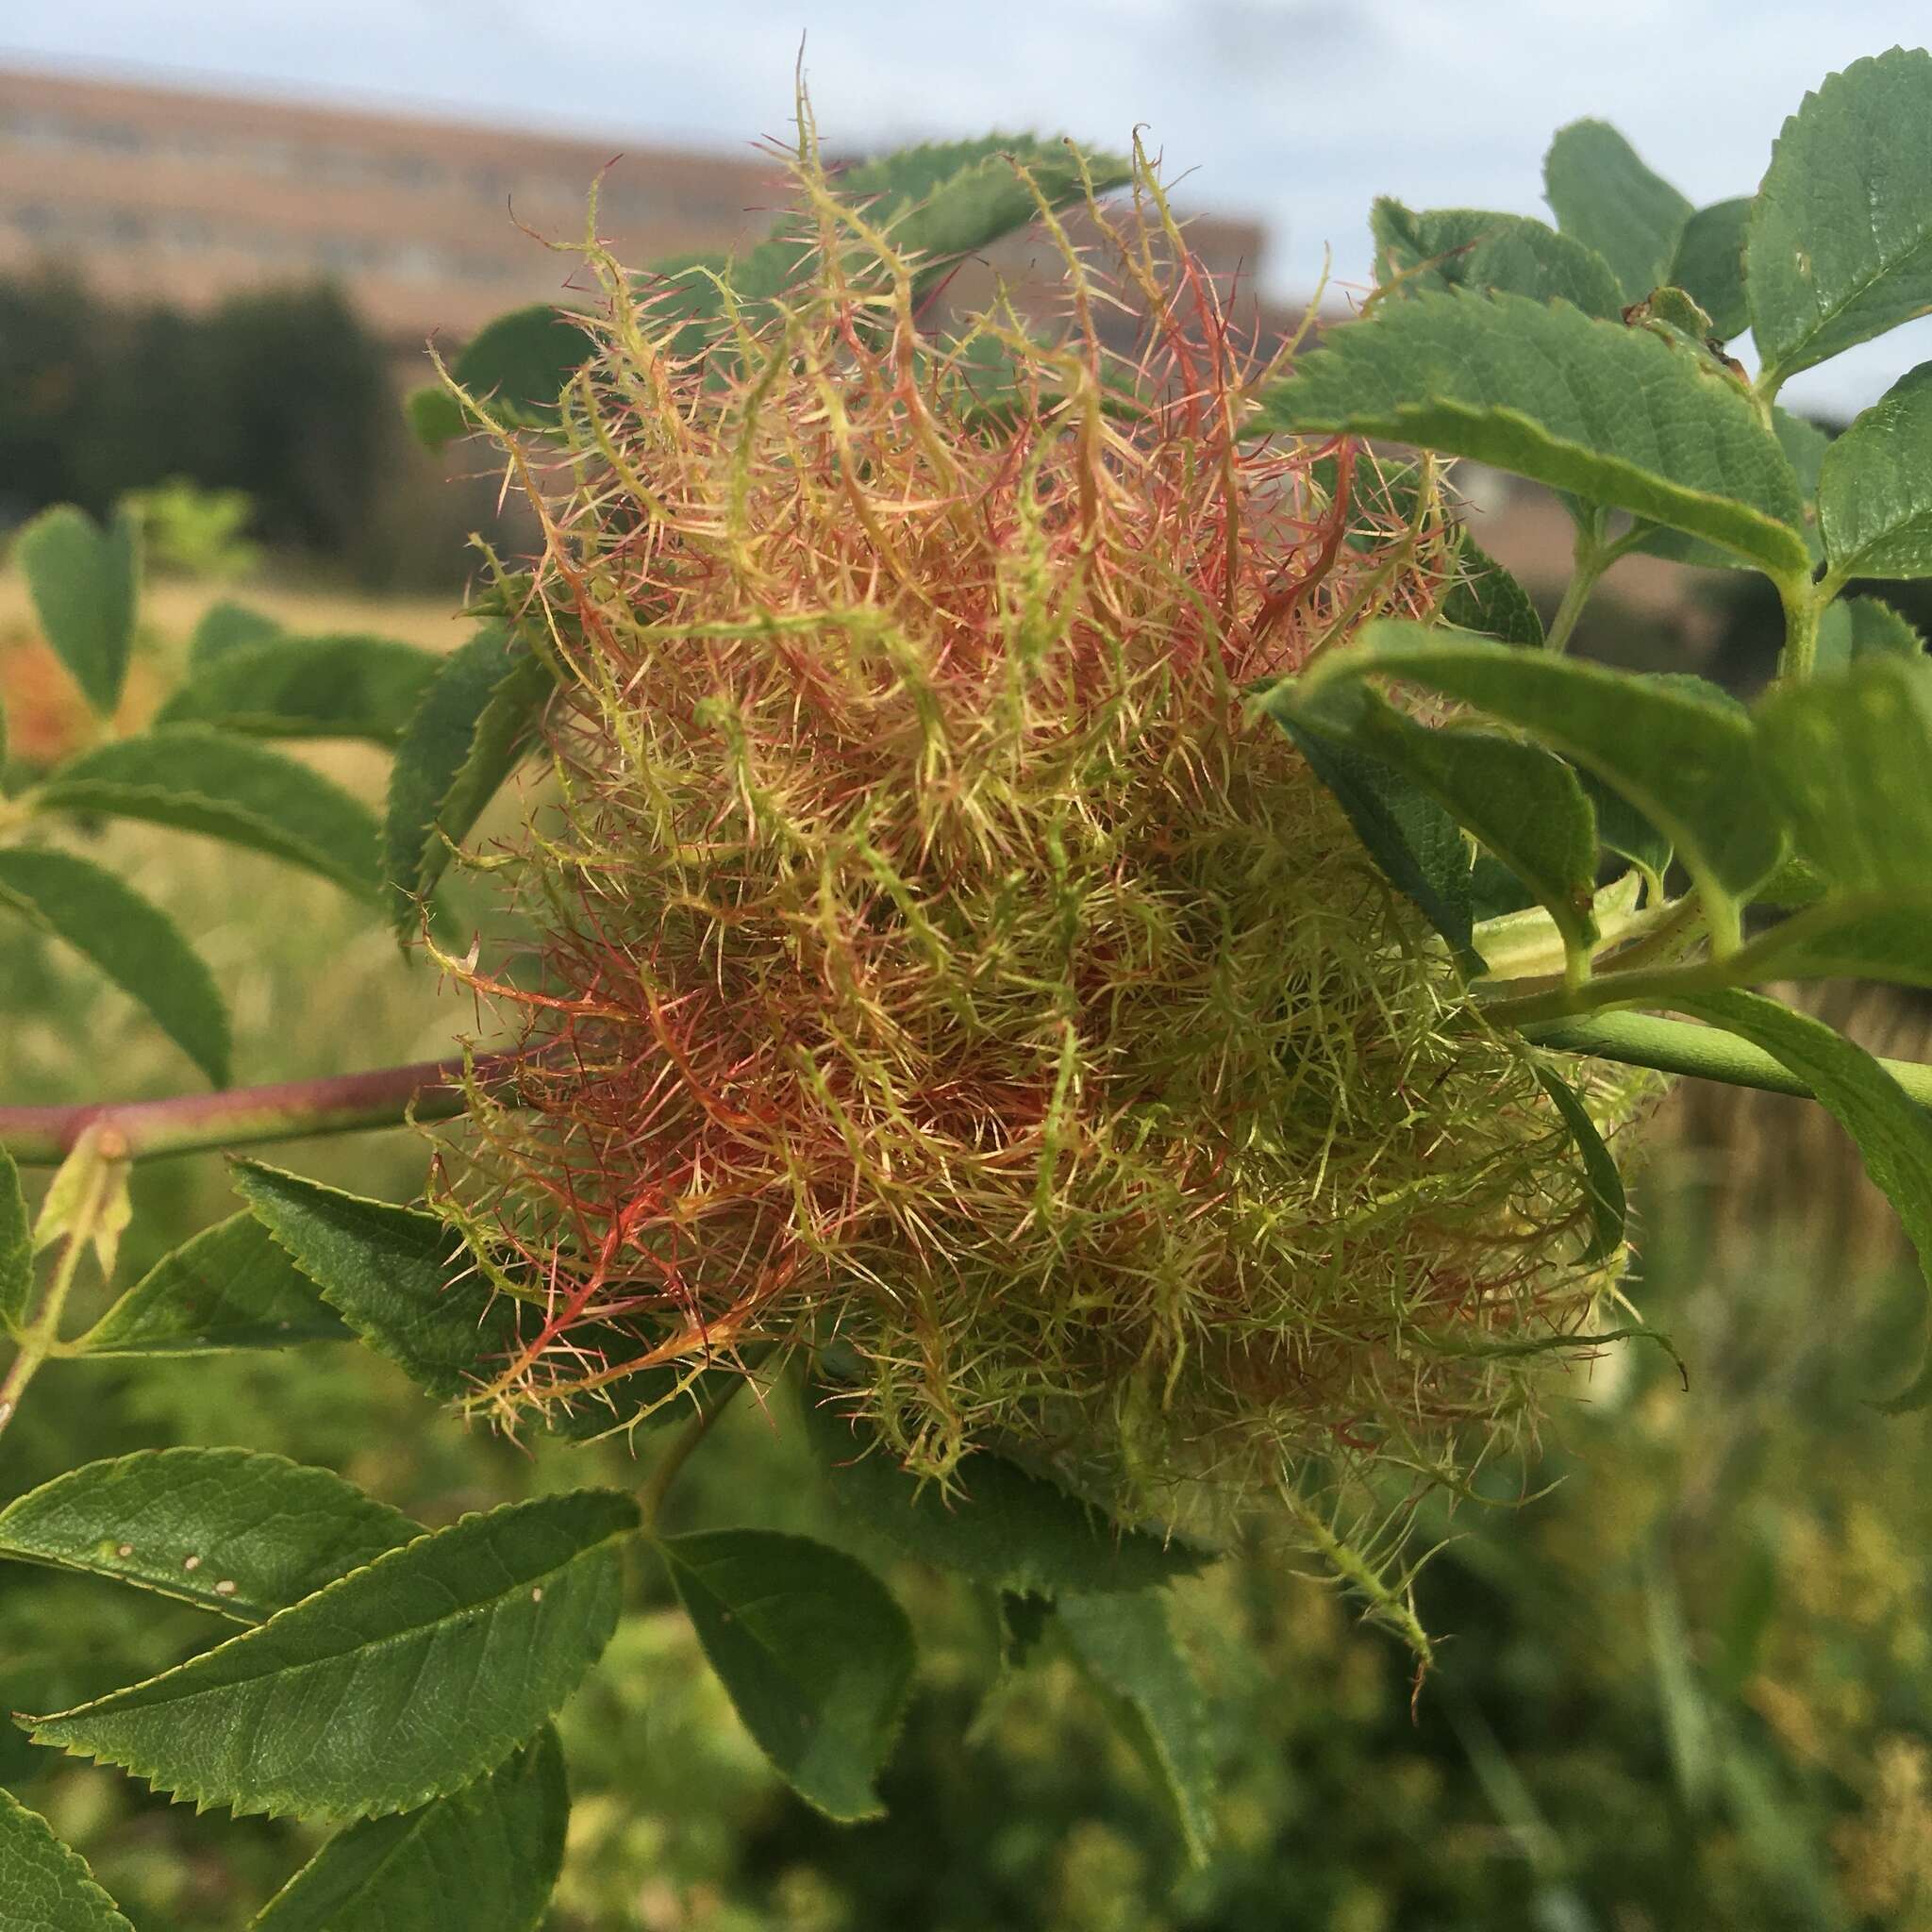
<box><xmin>436</xmin><ymin>139</ymin><xmax>1648</xmax><ymax>1542</ymax></box>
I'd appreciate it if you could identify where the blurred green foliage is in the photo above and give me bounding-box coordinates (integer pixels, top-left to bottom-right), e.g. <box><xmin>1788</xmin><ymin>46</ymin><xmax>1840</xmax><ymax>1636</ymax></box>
<box><xmin>0</xmin><ymin>275</ymin><xmax>504</xmax><ymax>593</ymax></box>
<box><xmin>2</xmin><ymin>737</ymin><xmax>1928</xmax><ymax>1929</ymax></box>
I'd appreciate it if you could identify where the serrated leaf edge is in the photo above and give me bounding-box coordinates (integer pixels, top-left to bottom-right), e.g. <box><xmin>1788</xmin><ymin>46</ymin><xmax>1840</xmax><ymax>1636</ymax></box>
<box><xmin>20</xmin><ymin>1490</ymin><xmax>636</xmax><ymax>1822</ymax></box>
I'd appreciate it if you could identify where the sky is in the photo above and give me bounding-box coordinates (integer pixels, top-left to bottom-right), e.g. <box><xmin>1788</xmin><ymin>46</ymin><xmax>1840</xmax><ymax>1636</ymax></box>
<box><xmin>5</xmin><ymin>1</ymin><xmax>1930</xmax><ymax>412</ymax></box>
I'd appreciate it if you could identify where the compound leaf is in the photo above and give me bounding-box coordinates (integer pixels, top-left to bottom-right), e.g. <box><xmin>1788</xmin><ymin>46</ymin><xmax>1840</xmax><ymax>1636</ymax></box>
<box><xmin>1542</xmin><ymin>119</ymin><xmax>1692</xmax><ymax>304</ymax></box>
<box><xmin>0</xmin><ymin>846</ymin><xmax>230</xmax><ymax>1085</ymax></box>
<box><xmin>15</xmin><ymin>504</ymin><xmax>139</xmax><ymax>716</ymax></box>
<box><xmin>250</xmin><ymin>1729</ymin><xmax>567</xmax><ymax>1932</ymax></box>
<box><xmin>0</xmin><ymin>1447</ymin><xmax>415</xmax><ymax>1624</ymax></box>
<box><xmin>1058</xmin><ymin>1589</ymin><xmax>1217</xmax><ymax>1867</ymax></box>
<box><xmin>36</xmin><ymin>728</ymin><xmax>383</xmax><ymax>900</ymax></box>
<box><xmin>25</xmin><ymin>1490</ymin><xmax>636</xmax><ymax>1819</ymax></box>
<box><xmin>660</xmin><ymin>1528</ymin><xmax>913</xmax><ymax>1822</ymax></box>
<box><xmin>0</xmin><ymin>1786</ymin><xmax>133</xmax><ymax>1932</ymax></box>
<box><xmin>158</xmin><ymin>635</ymin><xmax>441</xmax><ymax>745</ymax></box>
<box><xmin>802</xmin><ymin>1392</ymin><xmax>1208</xmax><ymax>1594</ymax></box>
<box><xmin>1749</xmin><ymin>48</ymin><xmax>1932</xmax><ymax>391</ymax></box>
<box><xmin>1253</xmin><ymin>291</ymin><xmax>1808</xmax><ymax>576</ymax></box>
<box><xmin>75</xmin><ymin>1211</ymin><xmax>350</xmax><ymax>1357</ymax></box>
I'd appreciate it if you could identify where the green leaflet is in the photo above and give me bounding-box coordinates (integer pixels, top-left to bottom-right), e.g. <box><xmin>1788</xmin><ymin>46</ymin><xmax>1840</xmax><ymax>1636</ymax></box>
<box><xmin>382</xmin><ymin>624</ymin><xmax>553</xmax><ymax>932</ymax></box>
<box><xmin>1308</xmin><ymin>625</ymin><xmax>1782</xmax><ymax>910</ymax></box>
<box><xmin>1441</xmin><ymin>525</ymin><xmax>1544</xmax><ymax>646</ymax></box>
<box><xmin>1370</xmin><ymin>199</ymin><xmax>1624</xmax><ymax>319</ymax></box>
<box><xmin>158</xmin><ymin>634</ymin><xmax>441</xmax><ymax>745</ymax></box>
<box><xmin>1542</xmin><ymin>119</ymin><xmax>1692</xmax><ymax>305</ymax></box>
<box><xmin>850</xmin><ymin>134</ymin><xmax>1127</xmax><ymax>275</ymax></box>
<box><xmin>14</xmin><ymin>503</ymin><xmax>140</xmax><ymax>716</ymax></box>
<box><xmin>1636</xmin><ymin>405</ymin><xmax>1832</xmax><ymax>572</ymax></box>
<box><xmin>1271</xmin><ymin>710</ymin><xmax>1478</xmax><ymax>970</ymax></box>
<box><xmin>1533</xmin><ymin>1066</ymin><xmax>1628</xmax><ymax>1266</ymax></box>
<box><xmin>35</xmin><ymin>727</ymin><xmax>384</xmax><ymax>900</ymax></box>
<box><xmin>229</xmin><ymin>1160</ymin><xmax>497</xmax><ymax>1400</ymax></box>
<box><xmin>407</xmin><ymin>306</ymin><xmax>596</xmax><ymax>451</ymax></box>
<box><xmin>1819</xmin><ymin>361</ymin><xmax>1932</xmax><ymax>581</ymax></box>
<box><xmin>231</xmin><ymin>1160</ymin><xmax>708</xmax><ymax>1433</ymax></box>
<box><xmin>250</xmin><ymin>1729</ymin><xmax>568</xmax><ymax>1932</ymax></box>
<box><xmin>1577</xmin><ymin>770</ymin><xmax>1673</xmax><ymax>883</ymax></box>
<box><xmin>0</xmin><ymin>1446</ymin><xmax>416</xmax><ymax>1624</ymax></box>
<box><xmin>0</xmin><ymin>1785</ymin><xmax>134</xmax><ymax>1932</ymax></box>
<box><xmin>76</xmin><ymin>1211</ymin><xmax>351</xmax><ymax>1356</ymax></box>
<box><xmin>1253</xmin><ymin>291</ymin><xmax>1808</xmax><ymax>577</ymax></box>
<box><xmin>1057</xmin><ymin>1589</ymin><xmax>1217</xmax><ymax>1867</ymax></box>
<box><xmin>1754</xmin><ymin>656</ymin><xmax>1932</xmax><ymax>892</ymax></box>
<box><xmin>1730</xmin><ymin>892</ymin><xmax>1932</xmax><ymax>992</ymax></box>
<box><xmin>1297</xmin><ymin>681</ymin><xmax>1600</xmax><ymax>967</ymax></box>
<box><xmin>1749</xmin><ymin>48</ymin><xmax>1932</xmax><ymax>391</ymax></box>
<box><xmin>0</xmin><ymin>845</ymin><xmax>231</xmax><ymax>1085</ymax></box>
<box><xmin>661</xmin><ymin>1528</ymin><xmax>914</xmax><ymax>1822</ymax></box>
<box><xmin>1814</xmin><ymin>595</ymin><xmax>1925</xmax><ymax>673</ymax></box>
<box><xmin>838</xmin><ymin>134</ymin><xmax>1124</xmax><ymax>253</ymax></box>
<box><xmin>0</xmin><ymin>1143</ymin><xmax>27</xmax><ymax>1330</ymax></box>
<box><xmin>408</xmin><ymin>136</ymin><xmax>1124</xmax><ymax>448</ymax></box>
<box><xmin>802</xmin><ymin>1391</ymin><xmax>1208</xmax><ymax>1595</ymax></box>
<box><xmin>190</xmin><ymin>600</ymin><xmax>284</xmax><ymax>666</ymax></box>
<box><xmin>1666</xmin><ymin>197</ymin><xmax>1753</xmax><ymax>342</ymax></box>
<box><xmin>26</xmin><ymin>1490</ymin><xmax>636</xmax><ymax>1819</ymax></box>
<box><xmin>1666</xmin><ymin>990</ymin><xmax>1932</xmax><ymax>1412</ymax></box>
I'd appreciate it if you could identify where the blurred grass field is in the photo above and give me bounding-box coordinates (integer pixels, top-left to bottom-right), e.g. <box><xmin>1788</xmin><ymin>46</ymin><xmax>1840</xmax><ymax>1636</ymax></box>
<box><xmin>5</xmin><ymin>569</ymin><xmax>1932</xmax><ymax>1931</ymax></box>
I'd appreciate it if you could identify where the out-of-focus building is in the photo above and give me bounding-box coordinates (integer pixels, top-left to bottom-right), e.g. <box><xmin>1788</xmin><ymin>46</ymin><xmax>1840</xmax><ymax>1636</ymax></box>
<box><xmin>0</xmin><ymin>64</ymin><xmax>1289</xmax><ymax>352</ymax></box>
<box><xmin>0</xmin><ymin>64</ymin><xmax>777</xmax><ymax>341</ymax></box>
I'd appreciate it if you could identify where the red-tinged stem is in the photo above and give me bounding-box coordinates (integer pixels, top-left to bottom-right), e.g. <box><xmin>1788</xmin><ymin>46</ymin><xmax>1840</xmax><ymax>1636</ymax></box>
<box><xmin>0</xmin><ymin>1057</ymin><xmax>525</xmax><ymax>1167</ymax></box>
